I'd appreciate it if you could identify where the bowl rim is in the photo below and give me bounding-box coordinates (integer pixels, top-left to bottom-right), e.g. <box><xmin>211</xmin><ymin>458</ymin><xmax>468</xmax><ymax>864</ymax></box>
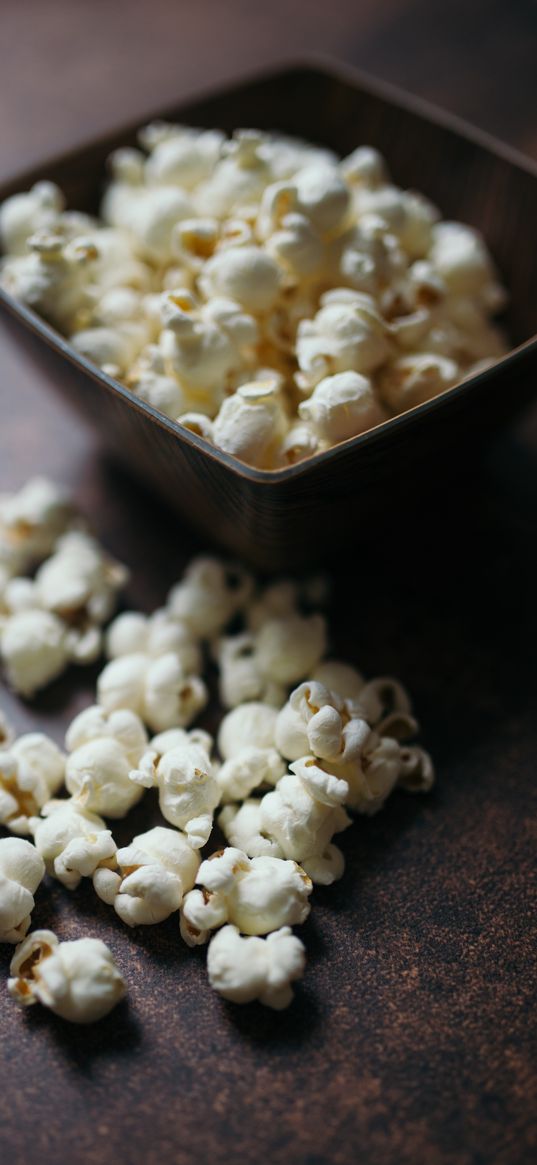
<box><xmin>1</xmin><ymin>54</ymin><xmax>536</xmax><ymax>487</ymax></box>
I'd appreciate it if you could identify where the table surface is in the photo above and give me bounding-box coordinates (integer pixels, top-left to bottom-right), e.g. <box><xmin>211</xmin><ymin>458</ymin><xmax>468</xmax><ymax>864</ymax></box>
<box><xmin>0</xmin><ymin>3</ymin><xmax>536</xmax><ymax>1164</ymax></box>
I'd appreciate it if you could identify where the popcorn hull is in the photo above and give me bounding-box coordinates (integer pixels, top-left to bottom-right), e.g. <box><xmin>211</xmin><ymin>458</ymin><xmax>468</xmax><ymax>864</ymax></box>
<box><xmin>1</xmin><ymin>61</ymin><xmax>536</xmax><ymax>571</ymax></box>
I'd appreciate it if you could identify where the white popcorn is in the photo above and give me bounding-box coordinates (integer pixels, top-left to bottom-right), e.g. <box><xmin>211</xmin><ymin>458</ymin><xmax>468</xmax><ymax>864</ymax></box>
<box><xmin>65</xmin><ymin>704</ymin><xmax>148</xmax><ymax>767</ymax></box>
<box><xmin>8</xmin><ymin>929</ymin><xmax>126</xmax><ymax>1023</ymax></box>
<box><xmin>1</xmin><ymin>231</ymin><xmax>99</xmax><ymax>333</ymax></box>
<box><xmin>255</xmin><ymin>612</ymin><xmax>327</xmax><ymax>686</ymax></box>
<box><xmin>32</xmin><ymin>798</ymin><xmax>116</xmax><ymax>889</ymax></box>
<box><xmin>275</xmin><ymin>682</ymin><xmax>370</xmax><ymax>767</ymax></box>
<box><xmin>218</xmin><ymin>798</ymin><xmax>282</xmax><ymax>858</ymax></box>
<box><xmin>338</xmin><ymin>214</ymin><xmax>406</xmax><ymax>296</ymax></box>
<box><xmin>97</xmin><ymin>651</ymin><xmax>207</xmax><ymax>732</ymax></box>
<box><xmin>429</xmin><ymin>221</ymin><xmax>506</xmax><ymax>311</ymax></box>
<box><xmin>145</xmin><ymin>128</ymin><xmax>224</xmax><ymax>190</ymax></box>
<box><xmin>214</xmin><ymin>632</ymin><xmax>284</xmax><ymax>709</ymax></box>
<box><xmin>93</xmin><ymin>825</ymin><xmax>200</xmax><ymax>926</ymax></box>
<box><xmin>0</xmin><ymin>837</ymin><xmax>45</xmax><ymax>943</ymax></box>
<box><xmin>105</xmin><ymin>609</ymin><xmax>201</xmax><ymax>675</ymax></box>
<box><xmin>217</xmin><ymin>747</ymin><xmax>285</xmax><ymax>802</ymax></box>
<box><xmin>130</xmin><ymin>739</ymin><xmax>219</xmax><ymax>847</ymax></box>
<box><xmin>354</xmin><ymin>185</ymin><xmax>439</xmax><ymax>259</ymax></box>
<box><xmin>341</xmin><ymin>146</ymin><xmax>388</xmax><ymax>189</ymax></box>
<box><xmin>33</xmin><ymin>530</ymin><xmax>127</xmax><ymax>626</ymax></box>
<box><xmin>295</xmin><ymin>290</ymin><xmax>391</xmax><ymax>390</ymax></box>
<box><xmin>259</xmin><ymin>771</ymin><xmax>351</xmax><ymax>869</ymax></box>
<box><xmin>218</xmin><ymin>701</ymin><xmax>279</xmax><ymax>759</ymax></box>
<box><xmin>199</xmin><ymin>245</ymin><xmax>282</xmax><ymax>313</ymax></box>
<box><xmin>181</xmin><ymin>846</ymin><xmax>312</xmax><ymax>942</ymax></box>
<box><xmin>65</xmin><ymin>737</ymin><xmax>144</xmax><ymax>818</ymax></box>
<box><xmin>378</xmin><ymin>352</ymin><xmax>459</xmax><ymax>412</ymax></box>
<box><xmin>0</xmin><ymin>477</ymin><xmax>73</xmax><ymax>578</ymax></box>
<box><xmin>167</xmin><ymin>556</ymin><xmax>253</xmax><ymax>637</ymax></box>
<box><xmin>298</xmin><ymin>371</ymin><xmax>385</xmax><ymax>445</ymax></box>
<box><xmin>0</xmin><ymin>733</ymin><xmax>65</xmax><ymax>834</ymax></box>
<box><xmin>195</xmin><ymin>130</ymin><xmax>275</xmax><ymax>217</ymax></box>
<box><xmin>0</xmin><ymin>181</ymin><xmax>64</xmax><ymax>255</ymax></box>
<box><xmin>207</xmin><ymin>924</ymin><xmax>305</xmax><ymax>1009</ymax></box>
<box><xmin>212</xmin><ymin>378</ymin><xmax>289</xmax><ymax>468</ymax></box>
<box><xmin>70</xmin><ymin>322</ymin><xmax>150</xmax><ymax>377</ymax></box>
<box><xmin>0</xmin><ymin>608</ymin><xmax>70</xmax><ymax>695</ymax></box>
<box><xmin>176</xmin><ymin>412</ymin><xmax>214</xmax><ymax>441</ymax></box>
<box><xmin>291</xmin><ymin>165</ymin><xmax>351</xmax><ymax>237</ymax></box>
<box><xmin>278</xmin><ymin>420</ymin><xmax>319</xmax><ymax>465</ymax></box>
<box><xmin>159</xmin><ymin>291</ymin><xmax>258</xmax><ymax>416</ymax></box>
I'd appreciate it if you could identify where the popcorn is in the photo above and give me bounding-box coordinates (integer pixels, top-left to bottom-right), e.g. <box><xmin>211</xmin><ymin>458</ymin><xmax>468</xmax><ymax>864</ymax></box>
<box><xmin>298</xmin><ymin>371</ymin><xmax>385</xmax><ymax>445</ymax></box>
<box><xmin>65</xmin><ymin>705</ymin><xmax>148</xmax><ymax>767</ymax></box>
<box><xmin>212</xmin><ymin>378</ymin><xmax>289</xmax><ymax>468</ymax></box>
<box><xmin>0</xmin><ymin>473</ymin><xmax>437</xmax><ymax>1014</ymax></box>
<box><xmin>207</xmin><ymin>925</ymin><xmax>306</xmax><ymax>1009</ymax></box>
<box><xmin>8</xmin><ymin>929</ymin><xmax>126</xmax><ymax>1023</ymax></box>
<box><xmin>295</xmin><ymin>289</ymin><xmax>391</xmax><ymax>390</ymax></box>
<box><xmin>97</xmin><ymin>651</ymin><xmax>207</xmax><ymax>732</ymax></box>
<box><xmin>167</xmin><ymin>556</ymin><xmax>253</xmax><ymax>638</ymax></box>
<box><xmin>0</xmin><ymin>608</ymin><xmax>70</xmax><ymax>695</ymax></box>
<box><xmin>213</xmin><ymin>632</ymin><xmax>285</xmax><ymax>708</ymax></box>
<box><xmin>0</xmin><ymin>733</ymin><xmax>65</xmax><ymax>834</ymax></box>
<box><xmin>65</xmin><ymin>737</ymin><xmax>144</xmax><ymax>819</ymax></box>
<box><xmin>158</xmin><ymin>290</ymin><xmax>258</xmax><ymax>417</ymax></box>
<box><xmin>378</xmin><ymin>353</ymin><xmax>459</xmax><ymax>412</ymax></box>
<box><xmin>105</xmin><ymin>609</ymin><xmax>201</xmax><ymax>675</ymax></box>
<box><xmin>429</xmin><ymin>222</ymin><xmax>506</xmax><ymax>311</ymax></box>
<box><xmin>218</xmin><ymin>701</ymin><xmax>279</xmax><ymax>759</ymax></box>
<box><xmin>94</xmin><ymin>825</ymin><xmax>200</xmax><ymax>926</ymax></box>
<box><xmin>199</xmin><ymin>245</ymin><xmax>282</xmax><ymax>313</ymax></box>
<box><xmin>130</xmin><ymin>737</ymin><xmax>219</xmax><ymax>847</ymax></box>
<box><xmin>0</xmin><ymin>837</ymin><xmax>45</xmax><ymax>943</ymax></box>
<box><xmin>257</xmin><ymin>770</ymin><xmax>351</xmax><ymax>872</ymax></box>
<box><xmin>32</xmin><ymin>530</ymin><xmax>127</xmax><ymax>626</ymax></box>
<box><xmin>219</xmin><ymin>798</ymin><xmax>283</xmax><ymax>858</ymax></box>
<box><xmin>1</xmin><ymin>230</ymin><xmax>99</xmax><ymax>333</ymax></box>
<box><xmin>145</xmin><ymin>128</ymin><xmax>224</xmax><ymax>190</ymax></box>
<box><xmin>32</xmin><ymin>798</ymin><xmax>116</xmax><ymax>889</ymax></box>
<box><xmin>180</xmin><ymin>846</ymin><xmax>312</xmax><ymax>943</ymax></box>
<box><xmin>1</xmin><ymin>128</ymin><xmax>508</xmax><ymax>466</ymax></box>
<box><xmin>217</xmin><ymin>747</ymin><xmax>285</xmax><ymax>803</ymax></box>
<box><xmin>0</xmin><ymin>181</ymin><xmax>65</xmax><ymax>256</ymax></box>
<box><xmin>254</xmin><ymin>612</ymin><xmax>327</xmax><ymax>686</ymax></box>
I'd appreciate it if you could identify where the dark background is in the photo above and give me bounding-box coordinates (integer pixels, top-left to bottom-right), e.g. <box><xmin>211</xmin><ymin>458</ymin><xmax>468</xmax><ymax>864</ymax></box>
<box><xmin>0</xmin><ymin>3</ymin><xmax>536</xmax><ymax>1164</ymax></box>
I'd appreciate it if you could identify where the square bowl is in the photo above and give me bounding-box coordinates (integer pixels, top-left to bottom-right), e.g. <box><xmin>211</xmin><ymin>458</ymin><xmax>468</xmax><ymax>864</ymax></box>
<box><xmin>1</xmin><ymin>59</ymin><xmax>536</xmax><ymax>571</ymax></box>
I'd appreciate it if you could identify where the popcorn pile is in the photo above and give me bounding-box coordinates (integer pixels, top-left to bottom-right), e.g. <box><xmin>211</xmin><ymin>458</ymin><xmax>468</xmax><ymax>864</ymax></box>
<box><xmin>0</xmin><ymin>478</ymin><xmax>433</xmax><ymax>1021</ymax></box>
<box><xmin>0</xmin><ymin>127</ymin><xmax>507</xmax><ymax>467</ymax></box>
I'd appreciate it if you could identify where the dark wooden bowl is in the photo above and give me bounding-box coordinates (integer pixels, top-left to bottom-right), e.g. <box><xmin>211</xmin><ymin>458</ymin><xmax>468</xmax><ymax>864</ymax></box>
<box><xmin>1</xmin><ymin>59</ymin><xmax>536</xmax><ymax>571</ymax></box>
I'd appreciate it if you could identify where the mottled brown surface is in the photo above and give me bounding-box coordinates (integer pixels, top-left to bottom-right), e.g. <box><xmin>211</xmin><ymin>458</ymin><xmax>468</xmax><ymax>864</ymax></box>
<box><xmin>0</xmin><ymin>3</ymin><xmax>536</xmax><ymax>1164</ymax></box>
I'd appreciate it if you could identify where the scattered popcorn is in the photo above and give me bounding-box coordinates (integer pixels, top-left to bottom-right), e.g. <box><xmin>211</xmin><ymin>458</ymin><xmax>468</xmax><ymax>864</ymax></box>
<box><xmin>0</xmin><ymin>480</ymin><xmax>435</xmax><ymax>1013</ymax></box>
<box><xmin>94</xmin><ymin>825</ymin><xmax>200</xmax><ymax>926</ymax></box>
<box><xmin>1</xmin><ymin>129</ymin><xmax>508</xmax><ymax>466</ymax></box>
<box><xmin>8</xmin><ymin>929</ymin><xmax>125</xmax><ymax>1022</ymax></box>
<box><xmin>31</xmin><ymin>798</ymin><xmax>116</xmax><ymax>889</ymax></box>
<box><xmin>207</xmin><ymin>924</ymin><xmax>306</xmax><ymax>1009</ymax></box>
<box><xmin>180</xmin><ymin>847</ymin><xmax>312</xmax><ymax>945</ymax></box>
<box><xmin>0</xmin><ymin>837</ymin><xmax>45</xmax><ymax>942</ymax></box>
<box><xmin>65</xmin><ymin>736</ymin><xmax>144</xmax><ymax>819</ymax></box>
<box><xmin>130</xmin><ymin>736</ymin><xmax>219</xmax><ymax>847</ymax></box>
<box><xmin>0</xmin><ymin>733</ymin><xmax>65</xmax><ymax>834</ymax></box>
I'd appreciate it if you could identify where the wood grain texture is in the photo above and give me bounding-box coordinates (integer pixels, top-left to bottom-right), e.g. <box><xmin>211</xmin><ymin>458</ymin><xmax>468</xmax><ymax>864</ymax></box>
<box><xmin>0</xmin><ymin>4</ymin><xmax>536</xmax><ymax>1164</ymax></box>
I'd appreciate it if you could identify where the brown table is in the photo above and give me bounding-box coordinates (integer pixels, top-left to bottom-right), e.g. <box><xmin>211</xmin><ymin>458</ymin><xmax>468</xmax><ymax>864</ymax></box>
<box><xmin>0</xmin><ymin>3</ymin><xmax>536</xmax><ymax>1163</ymax></box>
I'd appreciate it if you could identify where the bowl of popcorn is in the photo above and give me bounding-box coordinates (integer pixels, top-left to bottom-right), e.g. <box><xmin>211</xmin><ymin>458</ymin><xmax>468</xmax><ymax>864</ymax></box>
<box><xmin>1</xmin><ymin>62</ymin><xmax>536</xmax><ymax>569</ymax></box>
